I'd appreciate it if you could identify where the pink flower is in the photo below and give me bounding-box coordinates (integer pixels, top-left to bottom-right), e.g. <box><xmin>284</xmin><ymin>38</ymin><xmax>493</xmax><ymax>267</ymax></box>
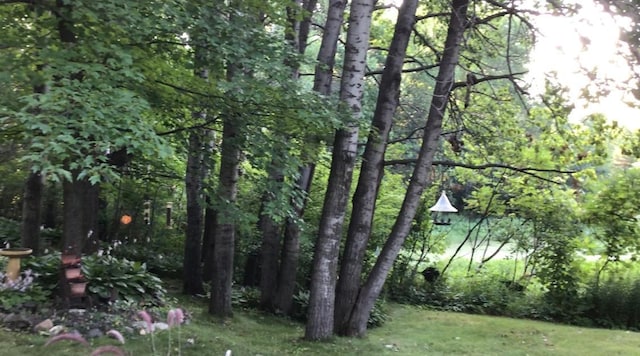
<box><xmin>44</xmin><ymin>332</ymin><xmax>89</xmax><ymax>347</ymax></box>
<box><xmin>137</xmin><ymin>310</ymin><xmax>153</xmax><ymax>333</ymax></box>
<box><xmin>167</xmin><ymin>309</ymin><xmax>177</xmax><ymax>327</ymax></box>
<box><xmin>167</xmin><ymin>308</ymin><xmax>185</xmax><ymax>327</ymax></box>
<box><xmin>106</xmin><ymin>329</ymin><xmax>126</xmax><ymax>344</ymax></box>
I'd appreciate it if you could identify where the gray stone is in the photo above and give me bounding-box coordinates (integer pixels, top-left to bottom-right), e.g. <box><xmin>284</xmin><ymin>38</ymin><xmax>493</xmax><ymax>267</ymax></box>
<box><xmin>87</xmin><ymin>328</ymin><xmax>104</xmax><ymax>339</ymax></box>
<box><xmin>3</xmin><ymin>313</ymin><xmax>31</xmax><ymax>330</ymax></box>
<box><xmin>131</xmin><ymin>320</ymin><xmax>149</xmax><ymax>330</ymax></box>
<box><xmin>123</xmin><ymin>326</ymin><xmax>134</xmax><ymax>335</ymax></box>
<box><xmin>153</xmin><ymin>322</ymin><xmax>169</xmax><ymax>331</ymax></box>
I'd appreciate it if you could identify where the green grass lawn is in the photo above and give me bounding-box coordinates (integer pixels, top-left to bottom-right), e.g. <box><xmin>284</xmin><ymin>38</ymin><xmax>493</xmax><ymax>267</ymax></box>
<box><xmin>2</xmin><ymin>300</ymin><xmax>639</xmax><ymax>356</ymax></box>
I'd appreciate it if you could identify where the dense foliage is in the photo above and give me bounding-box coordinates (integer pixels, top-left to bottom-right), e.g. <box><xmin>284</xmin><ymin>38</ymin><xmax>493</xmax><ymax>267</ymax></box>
<box><xmin>0</xmin><ymin>0</ymin><xmax>639</xmax><ymax>340</ymax></box>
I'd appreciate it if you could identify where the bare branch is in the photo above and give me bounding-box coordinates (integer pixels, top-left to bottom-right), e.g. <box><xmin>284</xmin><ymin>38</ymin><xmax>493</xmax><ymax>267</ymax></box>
<box><xmin>384</xmin><ymin>159</ymin><xmax>576</xmax><ymax>183</ymax></box>
<box><xmin>451</xmin><ymin>72</ymin><xmax>527</xmax><ymax>90</ymax></box>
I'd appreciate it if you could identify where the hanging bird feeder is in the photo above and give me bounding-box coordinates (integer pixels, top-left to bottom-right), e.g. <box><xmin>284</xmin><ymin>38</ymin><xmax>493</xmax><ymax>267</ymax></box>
<box><xmin>429</xmin><ymin>191</ymin><xmax>458</xmax><ymax>225</ymax></box>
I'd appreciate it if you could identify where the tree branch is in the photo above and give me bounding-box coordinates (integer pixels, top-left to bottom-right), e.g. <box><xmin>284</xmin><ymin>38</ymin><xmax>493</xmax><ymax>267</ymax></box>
<box><xmin>384</xmin><ymin>159</ymin><xmax>577</xmax><ymax>183</ymax></box>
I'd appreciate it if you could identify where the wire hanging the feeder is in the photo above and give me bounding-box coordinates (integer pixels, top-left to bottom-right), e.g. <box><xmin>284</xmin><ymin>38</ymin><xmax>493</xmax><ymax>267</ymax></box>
<box><xmin>429</xmin><ymin>191</ymin><xmax>458</xmax><ymax>225</ymax></box>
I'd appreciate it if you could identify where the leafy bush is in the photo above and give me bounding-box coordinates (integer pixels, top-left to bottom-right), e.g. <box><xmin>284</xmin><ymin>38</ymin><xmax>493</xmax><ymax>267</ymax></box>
<box><xmin>0</xmin><ymin>217</ymin><xmax>20</xmax><ymax>247</ymax></box>
<box><xmin>83</xmin><ymin>254</ymin><xmax>167</xmax><ymax>307</ymax></box>
<box><xmin>0</xmin><ymin>269</ymin><xmax>50</xmax><ymax>311</ymax></box>
<box><xmin>0</xmin><ymin>217</ymin><xmax>61</xmax><ymax>249</ymax></box>
<box><xmin>22</xmin><ymin>253</ymin><xmax>63</xmax><ymax>291</ymax></box>
<box><xmin>584</xmin><ymin>276</ymin><xmax>640</xmax><ymax>330</ymax></box>
<box><xmin>22</xmin><ymin>252</ymin><xmax>168</xmax><ymax>307</ymax></box>
<box><xmin>231</xmin><ymin>286</ymin><xmax>260</xmax><ymax>309</ymax></box>
<box><xmin>109</xmin><ymin>236</ymin><xmax>183</xmax><ymax>278</ymax></box>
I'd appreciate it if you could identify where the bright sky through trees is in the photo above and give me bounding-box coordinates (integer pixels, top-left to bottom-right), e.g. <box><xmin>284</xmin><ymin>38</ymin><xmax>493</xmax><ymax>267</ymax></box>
<box><xmin>383</xmin><ymin>0</ymin><xmax>639</xmax><ymax>130</ymax></box>
<box><xmin>526</xmin><ymin>0</ymin><xmax>639</xmax><ymax>130</ymax></box>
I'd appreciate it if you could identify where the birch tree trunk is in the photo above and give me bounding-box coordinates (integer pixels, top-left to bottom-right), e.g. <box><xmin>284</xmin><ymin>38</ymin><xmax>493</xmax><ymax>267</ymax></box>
<box><xmin>344</xmin><ymin>0</ymin><xmax>470</xmax><ymax>337</ymax></box>
<box><xmin>304</xmin><ymin>0</ymin><xmax>376</xmax><ymax>341</ymax></box>
<box><xmin>334</xmin><ymin>0</ymin><xmax>419</xmax><ymax>335</ymax></box>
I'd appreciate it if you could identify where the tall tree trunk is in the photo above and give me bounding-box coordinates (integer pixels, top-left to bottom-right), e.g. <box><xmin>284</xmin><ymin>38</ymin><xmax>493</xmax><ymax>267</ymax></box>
<box><xmin>56</xmin><ymin>1</ymin><xmax>95</xmax><ymax>256</ymax></box>
<box><xmin>344</xmin><ymin>0</ymin><xmax>470</xmax><ymax>337</ymax></box>
<box><xmin>81</xmin><ymin>181</ymin><xmax>100</xmax><ymax>254</ymax></box>
<box><xmin>183</xmin><ymin>50</ymin><xmax>210</xmax><ymax>295</ymax></box>
<box><xmin>21</xmin><ymin>63</ymin><xmax>48</xmax><ymax>254</ymax></box>
<box><xmin>258</xmin><ymin>0</ymin><xmax>303</xmax><ymax>312</ymax></box>
<box><xmin>274</xmin><ymin>165</ymin><xmax>314</xmax><ymax>314</ymax></box>
<box><xmin>184</xmin><ymin>129</ymin><xmax>206</xmax><ymax>295</ymax></box>
<box><xmin>258</xmin><ymin>159</ymin><xmax>285</xmax><ymax>310</ymax></box>
<box><xmin>313</xmin><ymin>0</ymin><xmax>346</xmax><ymax>95</ymax></box>
<box><xmin>62</xmin><ymin>174</ymin><xmax>86</xmax><ymax>254</ymax></box>
<box><xmin>335</xmin><ymin>0</ymin><xmax>419</xmax><ymax>335</ymax></box>
<box><xmin>305</xmin><ymin>0</ymin><xmax>376</xmax><ymax>341</ymax></box>
<box><xmin>202</xmin><ymin>197</ymin><xmax>216</xmax><ymax>283</ymax></box>
<box><xmin>208</xmin><ymin>111</ymin><xmax>242</xmax><ymax>318</ymax></box>
<box><xmin>271</xmin><ymin>0</ymin><xmax>337</xmax><ymax>315</ymax></box>
<box><xmin>20</xmin><ymin>172</ymin><xmax>43</xmax><ymax>253</ymax></box>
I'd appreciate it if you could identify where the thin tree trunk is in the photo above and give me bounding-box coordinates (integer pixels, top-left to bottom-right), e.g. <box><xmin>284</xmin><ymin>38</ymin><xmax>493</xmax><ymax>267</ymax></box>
<box><xmin>258</xmin><ymin>160</ymin><xmax>285</xmax><ymax>310</ymax></box>
<box><xmin>183</xmin><ymin>50</ymin><xmax>210</xmax><ymax>294</ymax></box>
<box><xmin>305</xmin><ymin>0</ymin><xmax>376</xmax><ymax>341</ymax></box>
<box><xmin>81</xmin><ymin>180</ymin><xmax>100</xmax><ymax>254</ymax></box>
<box><xmin>62</xmin><ymin>175</ymin><xmax>86</xmax><ymax>254</ymax></box>
<box><xmin>275</xmin><ymin>165</ymin><xmax>314</xmax><ymax>314</ymax></box>
<box><xmin>184</xmin><ymin>129</ymin><xmax>206</xmax><ymax>295</ymax></box>
<box><xmin>202</xmin><ymin>200</ymin><xmax>216</xmax><ymax>282</ymax></box>
<box><xmin>21</xmin><ymin>64</ymin><xmax>48</xmax><ymax>254</ymax></box>
<box><xmin>344</xmin><ymin>0</ymin><xmax>470</xmax><ymax>337</ymax></box>
<box><xmin>335</xmin><ymin>0</ymin><xmax>419</xmax><ymax>335</ymax></box>
<box><xmin>272</xmin><ymin>0</ymin><xmax>337</xmax><ymax>315</ymax></box>
<box><xmin>201</xmin><ymin>129</ymin><xmax>217</xmax><ymax>283</ymax></box>
<box><xmin>20</xmin><ymin>172</ymin><xmax>43</xmax><ymax>253</ymax></box>
<box><xmin>258</xmin><ymin>0</ymin><xmax>304</xmax><ymax>312</ymax></box>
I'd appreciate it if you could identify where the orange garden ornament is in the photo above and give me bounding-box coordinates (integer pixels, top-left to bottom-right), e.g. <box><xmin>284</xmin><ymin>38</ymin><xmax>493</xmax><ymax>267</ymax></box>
<box><xmin>120</xmin><ymin>214</ymin><xmax>132</xmax><ymax>225</ymax></box>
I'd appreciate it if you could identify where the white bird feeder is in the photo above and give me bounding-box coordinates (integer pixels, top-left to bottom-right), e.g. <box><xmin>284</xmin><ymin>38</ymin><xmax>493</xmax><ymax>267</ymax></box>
<box><xmin>429</xmin><ymin>191</ymin><xmax>458</xmax><ymax>225</ymax></box>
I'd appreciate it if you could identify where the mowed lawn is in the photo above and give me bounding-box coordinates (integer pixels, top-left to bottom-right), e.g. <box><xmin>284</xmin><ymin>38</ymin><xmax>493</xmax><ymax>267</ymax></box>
<box><xmin>2</xmin><ymin>303</ymin><xmax>639</xmax><ymax>355</ymax></box>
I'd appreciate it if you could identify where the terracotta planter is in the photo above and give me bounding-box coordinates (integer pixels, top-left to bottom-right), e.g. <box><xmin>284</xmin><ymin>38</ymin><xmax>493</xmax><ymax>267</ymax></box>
<box><xmin>65</xmin><ymin>267</ymin><xmax>83</xmax><ymax>280</ymax></box>
<box><xmin>69</xmin><ymin>281</ymin><xmax>88</xmax><ymax>297</ymax></box>
<box><xmin>61</xmin><ymin>254</ymin><xmax>81</xmax><ymax>266</ymax></box>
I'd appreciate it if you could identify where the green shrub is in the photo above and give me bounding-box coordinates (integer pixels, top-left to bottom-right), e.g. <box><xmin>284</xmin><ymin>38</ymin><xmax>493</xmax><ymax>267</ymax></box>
<box><xmin>583</xmin><ymin>275</ymin><xmax>640</xmax><ymax>330</ymax></box>
<box><xmin>82</xmin><ymin>254</ymin><xmax>167</xmax><ymax>307</ymax></box>
<box><xmin>22</xmin><ymin>253</ymin><xmax>62</xmax><ymax>291</ymax></box>
<box><xmin>0</xmin><ymin>217</ymin><xmax>61</xmax><ymax>249</ymax></box>
<box><xmin>0</xmin><ymin>269</ymin><xmax>50</xmax><ymax>311</ymax></box>
<box><xmin>22</xmin><ymin>252</ymin><xmax>168</xmax><ymax>307</ymax></box>
<box><xmin>110</xmin><ymin>241</ymin><xmax>183</xmax><ymax>278</ymax></box>
<box><xmin>0</xmin><ymin>217</ymin><xmax>20</xmax><ymax>247</ymax></box>
<box><xmin>232</xmin><ymin>286</ymin><xmax>260</xmax><ymax>309</ymax></box>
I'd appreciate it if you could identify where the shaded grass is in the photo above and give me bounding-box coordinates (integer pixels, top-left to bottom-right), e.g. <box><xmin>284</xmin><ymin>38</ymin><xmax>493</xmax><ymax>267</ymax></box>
<box><xmin>1</xmin><ymin>299</ymin><xmax>640</xmax><ymax>356</ymax></box>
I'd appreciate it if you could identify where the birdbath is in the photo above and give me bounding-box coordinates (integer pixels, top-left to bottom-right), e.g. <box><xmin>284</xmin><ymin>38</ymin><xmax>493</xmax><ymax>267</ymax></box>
<box><xmin>0</xmin><ymin>248</ymin><xmax>33</xmax><ymax>281</ymax></box>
